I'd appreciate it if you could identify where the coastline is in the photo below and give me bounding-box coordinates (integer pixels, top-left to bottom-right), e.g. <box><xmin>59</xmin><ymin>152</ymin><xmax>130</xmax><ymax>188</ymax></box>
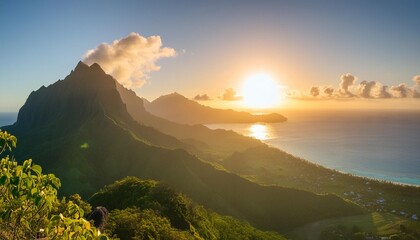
<box><xmin>206</xmin><ymin>114</ymin><xmax>420</xmax><ymax>187</ymax></box>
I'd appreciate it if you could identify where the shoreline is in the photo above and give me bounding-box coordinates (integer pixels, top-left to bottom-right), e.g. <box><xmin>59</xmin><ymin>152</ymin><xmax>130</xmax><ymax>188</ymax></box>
<box><xmin>263</xmin><ymin>141</ymin><xmax>420</xmax><ymax>187</ymax></box>
<box><xmin>205</xmin><ymin>121</ymin><xmax>420</xmax><ymax>188</ymax></box>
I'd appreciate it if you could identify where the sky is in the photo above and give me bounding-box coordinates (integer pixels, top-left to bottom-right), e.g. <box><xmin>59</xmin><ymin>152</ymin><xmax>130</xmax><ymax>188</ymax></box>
<box><xmin>1</xmin><ymin>0</ymin><xmax>420</xmax><ymax>112</ymax></box>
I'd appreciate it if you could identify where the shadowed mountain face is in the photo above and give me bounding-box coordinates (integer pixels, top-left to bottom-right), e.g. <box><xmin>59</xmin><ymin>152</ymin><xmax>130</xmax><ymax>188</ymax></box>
<box><xmin>145</xmin><ymin>92</ymin><xmax>287</xmax><ymax>125</ymax></box>
<box><xmin>3</xmin><ymin>62</ymin><xmax>362</xmax><ymax>232</ymax></box>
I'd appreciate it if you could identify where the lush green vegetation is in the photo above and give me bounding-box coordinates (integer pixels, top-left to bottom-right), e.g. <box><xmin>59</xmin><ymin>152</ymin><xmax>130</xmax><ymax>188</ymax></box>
<box><xmin>117</xmin><ymin>76</ymin><xmax>420</xmax><ymax>239</ymax></box>
<box><xmin>116</xmin><ymin>76</ymin><xmax>420</xmax><ymax>230</ymax></box>
<box><xmin>0</xmin><ymin>130</ymin><xmax>284</xmax><ymax>240</ymax></box>
<box><xmin>218</xmin><ymin>145</ymin><xmax>420</xmax><ymax>239</ymax></box>
<box><xmin>288</xmin><ymin>212</ymin><xmax>420</xmax><ymax>240</ymax></box>
<box><xmin>316</xmin><ymin>224</ymin><xmax>420</xmax><ymax>240</ymax></box>
<box><xmin>8</xmin><ymin>61</ymin><xmax>419</xmax><ymax>239</ymax></box>
<box><xmin>3</xmin><ymin>62</ymin><xmax>362</xmax><ymax>235</ymax></box>
<box><xmin>0</xmin><ymin>130</ymin><xmax>107</xmax><ymax>239</ymax></box>
<box><xmin>90</xmin><ymin>176</ymin><xmax>286</xmax><ymax>240</ymax></box>
<box><xmin>220</xmin><ymin>146</ymin><xmax>420</xmax><ymax>219</ymax></box>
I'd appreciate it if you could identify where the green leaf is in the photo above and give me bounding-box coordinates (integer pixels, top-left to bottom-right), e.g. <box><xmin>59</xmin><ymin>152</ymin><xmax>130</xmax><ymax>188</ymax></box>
<box><xmin>31</xmin><ymin>188</ymin><xmax>38</xmax><ymax>195</ymax></box>
<box><xmin>32</xmin><ymin>164</ymin><xmax>42</xmax><ymax>175</ymax></box>
<box><xmin>50</xmin><ymin>214</ymin><xmax>61</xmax><ymax>221</ymax></box>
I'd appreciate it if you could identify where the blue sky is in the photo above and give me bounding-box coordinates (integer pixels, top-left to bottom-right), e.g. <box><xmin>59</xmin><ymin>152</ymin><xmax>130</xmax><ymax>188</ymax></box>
<box><xmin>1</xmin><ymin>0</ymin><xmax>420</xmax><ymax>111</ymax></box>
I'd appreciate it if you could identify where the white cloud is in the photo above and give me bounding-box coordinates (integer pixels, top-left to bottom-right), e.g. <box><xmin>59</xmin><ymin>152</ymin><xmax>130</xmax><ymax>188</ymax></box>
<box><xmin>291</xmin><ymin>74</ymin><xmax>420</xmax><ymax>100</ymax></box>
<box><xmin>390</xmin><ymin>83</ymin><xmax>411</xmax><ymax>98</ymax></box>
<box><xmin>371</xmin><ymin>83</ymin><xmax>392</xmax><ymax>98</ymax></box>
<box><xmin>83</xmin><ymin>32</ymin><xmax>176</xmax><ymax>88</ymax></box>
<box><xmin>357</xmin><ymin>80</ymin><xmax>376</xmax><ymax>98</ymax></box>
<box><xmin>413</xmin><ymin>75</ymin><xmax>420</xmax><ymax>87</ymax></box>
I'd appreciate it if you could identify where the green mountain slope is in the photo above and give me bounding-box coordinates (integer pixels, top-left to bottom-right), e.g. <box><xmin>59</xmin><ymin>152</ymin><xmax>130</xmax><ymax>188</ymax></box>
<box><xmin>145</xmin><ymin>92</ymin><xmax>287</xmax><ymax>125</ymax></box>
<box><xmin>90</xmin><ymin>176</ymin><xmax>287</xmax><ymax>240</ymax></box>
<box><xmin>3</xmin><ymin>62</ymin><xmax>362</xmax><ymax>232</ymax></box>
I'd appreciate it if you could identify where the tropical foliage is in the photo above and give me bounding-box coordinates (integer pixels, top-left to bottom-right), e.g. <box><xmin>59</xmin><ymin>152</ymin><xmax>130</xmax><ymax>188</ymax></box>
<box><xmin>90</xmin><ymin>177</ymin><xmax>286</xmax><ymax>240</ymax></box>
<box><xmin>0</xmin><ymin>130</ymin><xmax>107</xmax><ymax>239</ymax></box>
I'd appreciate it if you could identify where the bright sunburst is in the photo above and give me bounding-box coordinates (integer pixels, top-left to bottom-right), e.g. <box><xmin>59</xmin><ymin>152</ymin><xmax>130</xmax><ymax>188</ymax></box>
<box><xmin>241</xmin><ymin>72</ymin><xmax>280</xmax><ymax>109</ymax></box>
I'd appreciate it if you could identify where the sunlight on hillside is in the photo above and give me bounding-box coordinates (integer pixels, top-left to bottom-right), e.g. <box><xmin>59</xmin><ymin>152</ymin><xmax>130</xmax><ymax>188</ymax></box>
<box><xmin>80</xmin><ymin>142</ymin><xmax>89</xmax><ymax>149</ymax></box>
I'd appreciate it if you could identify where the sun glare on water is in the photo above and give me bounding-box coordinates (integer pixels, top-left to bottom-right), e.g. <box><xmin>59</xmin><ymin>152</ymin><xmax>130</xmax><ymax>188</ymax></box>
<box><xmin>249</xmin><ymin>124</ymin><xmax>269</xmax><ymax>140</ymax></box>
<box><xmin>241</xmin><ymin>72</ymin><xmax>280</xmax><ymax>109</ymax></box>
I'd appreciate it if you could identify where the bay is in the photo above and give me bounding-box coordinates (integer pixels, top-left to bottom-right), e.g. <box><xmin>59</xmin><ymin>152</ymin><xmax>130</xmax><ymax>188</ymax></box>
<box><xmin>207</xmin><ymin>110</ymin><xmax>420</xmax><ymax>186</ymax></box>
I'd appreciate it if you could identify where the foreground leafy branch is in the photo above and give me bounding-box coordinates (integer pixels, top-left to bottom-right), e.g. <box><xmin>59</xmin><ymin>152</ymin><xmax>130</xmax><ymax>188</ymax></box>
<box><xmin>0</xmin><ymin>129</ymin><xmax>108</xmax><ymax>240</ymax></box>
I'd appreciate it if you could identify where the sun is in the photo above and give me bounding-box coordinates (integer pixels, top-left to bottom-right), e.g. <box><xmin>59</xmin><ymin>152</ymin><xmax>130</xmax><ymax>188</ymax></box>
<box><xmin>241</xmin><ymin>72</ymin><xmax>280</xmax><ymax>109</ymax></box>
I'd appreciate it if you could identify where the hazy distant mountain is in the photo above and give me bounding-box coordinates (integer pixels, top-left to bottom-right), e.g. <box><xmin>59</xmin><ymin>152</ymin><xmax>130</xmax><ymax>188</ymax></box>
<box><xmin>3</xmin><ymin>62</ymin><xmax>362</xmax><ymax>232</ymax></box>
<box><xmin>116</xmin><ymin>83</ymin><xmax>263</xmax><ymax>160</ymax></box>
<box><xmin>145</xmin><ymin>92</ymin><xmax>287</xmax><ymax>125</ymax></box>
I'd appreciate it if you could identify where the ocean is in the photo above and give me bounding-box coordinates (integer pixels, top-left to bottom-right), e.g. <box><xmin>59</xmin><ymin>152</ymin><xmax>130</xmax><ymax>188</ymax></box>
<box><xmin>0</xmin><ymin>112</ymin><xmax>17</xmax><ymax>128</ymax></box>
<box><xmin>207</xmin><ymin>110</ymin><xmax>420</xmax><ymax>186</ymax></box>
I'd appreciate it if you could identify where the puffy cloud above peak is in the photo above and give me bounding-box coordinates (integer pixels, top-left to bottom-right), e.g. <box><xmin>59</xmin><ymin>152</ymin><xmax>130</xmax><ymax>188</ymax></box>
<box><xmin>83</xmin><ymin>32</ymin><xmax>176</xmax><ymax>88</ymax></box>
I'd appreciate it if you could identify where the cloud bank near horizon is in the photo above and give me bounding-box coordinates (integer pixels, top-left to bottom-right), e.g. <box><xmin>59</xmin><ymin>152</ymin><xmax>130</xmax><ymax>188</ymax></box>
<box><xmin>193</xmin><ymin>94</ymin><xmax>211</xmax><ymax>101</ymax></box>
<box><xmin>83</xmin><ymin>32</ymin><xmax>176</xmax><ymax>88</ymax></box>
<box><xmin>221</xmin><ymin>88</ymin><xmax>242</xmax><ymax>101</ymax></box>
<box><xmin>289</xmin><ymin>73</ymin><xmax>420</xmax><ymax>100</ymax></box>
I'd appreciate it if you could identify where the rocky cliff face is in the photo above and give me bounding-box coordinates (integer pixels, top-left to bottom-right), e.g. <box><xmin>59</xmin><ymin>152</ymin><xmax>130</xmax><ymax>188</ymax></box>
<box><xmin>15</xmin><ymin>62</ymin><xmax>129</xmax><ymax>131</ymax></box>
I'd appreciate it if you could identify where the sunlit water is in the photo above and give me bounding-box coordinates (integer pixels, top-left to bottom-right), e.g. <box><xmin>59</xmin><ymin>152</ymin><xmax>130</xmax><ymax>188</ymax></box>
<box><xmin>207</xmin><ymin>110</ymin><xmax>420</xmax><ymax>186</ymax></box>
<box><xmin>249</xmin><ymin>124</ymin><xmax>271</xmax><ymax>140</ymax></box>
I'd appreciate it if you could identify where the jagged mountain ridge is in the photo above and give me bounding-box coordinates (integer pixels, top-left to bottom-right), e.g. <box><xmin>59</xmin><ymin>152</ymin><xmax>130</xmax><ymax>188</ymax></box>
<box><xmin>14</xmin><ymin>62</ymin><xmax>189</xmax><ymax>151</ymax></box>
<box><xmin>3</xmin><ymin>62</ymin><xmax>363</xmax><ymax>232</ymax></box>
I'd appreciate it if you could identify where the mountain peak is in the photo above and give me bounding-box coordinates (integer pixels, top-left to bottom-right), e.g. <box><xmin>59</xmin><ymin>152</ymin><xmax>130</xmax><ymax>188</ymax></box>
<box><xmin>89</xmin><ymin>62</ymin><xmax>106</xmax><ymax>75</ymax></box>
<box><xmin>13</xmin><ymin>61</ymin><xmax>130</xmax><ymax>131</ymax></box>
<box><xmin>154</xmin><ymin>92</ymin><xmax>188</xmax><ymax>102</ymax></box>
<box><xmin>73</xmin><ymin>61</ymin><xmax>107</xmax><ymax>76</ymax></box>
<box><xmin>166</xmin><ymin>92</ymin><xmax>184</xmax><ymax>98</ymax></box>
<box><xmin>74</xmin><ymin>61</ymin><xmax>89</xmax><ymax>72</ymax></box>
